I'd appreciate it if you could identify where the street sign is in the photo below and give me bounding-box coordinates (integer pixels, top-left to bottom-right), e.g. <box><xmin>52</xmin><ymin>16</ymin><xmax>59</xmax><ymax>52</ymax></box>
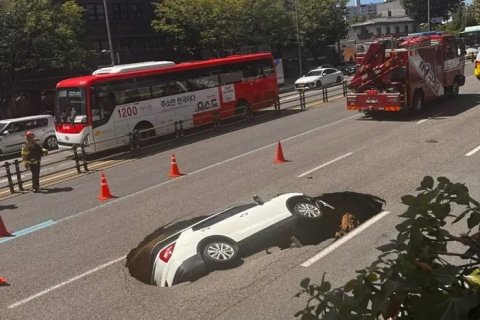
<box><xmin>431</xmin><ymin>17</ymin><xmax>443</xmax><ymax>23</ymax></box>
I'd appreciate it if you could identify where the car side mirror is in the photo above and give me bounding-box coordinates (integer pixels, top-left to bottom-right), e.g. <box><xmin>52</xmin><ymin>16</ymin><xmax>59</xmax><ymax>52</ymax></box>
<box><xmin>253</xmin><ymin>195</ymin><xmax>264</xmax><ymax>205</ymax></box>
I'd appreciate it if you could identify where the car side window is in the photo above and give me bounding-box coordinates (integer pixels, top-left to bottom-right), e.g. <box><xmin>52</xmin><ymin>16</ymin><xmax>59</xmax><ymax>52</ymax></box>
<box><xmin>6</xmin><ymin>122</ymin><xmax>25</xmax><ymax>133</ymax></box>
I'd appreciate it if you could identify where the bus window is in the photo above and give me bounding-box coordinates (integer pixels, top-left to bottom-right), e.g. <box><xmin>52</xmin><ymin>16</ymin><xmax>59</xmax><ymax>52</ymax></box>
<box><xmin>259</xmin><ymin>59</ymin><xmax>275</xmax><ymax>76</ymax></box>
<box><xmin>220</xmin><ymin>69</ymin><xmax>243</xmax><ymax>84</ymax></box>
<box><xmin>135</xmin><ymin>77</ymin><xmax>153</xmax><ymax>101</ymax></box>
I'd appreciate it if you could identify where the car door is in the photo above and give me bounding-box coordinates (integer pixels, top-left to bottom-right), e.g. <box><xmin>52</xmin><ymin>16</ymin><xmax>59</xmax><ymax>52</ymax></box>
<box><xmin>1</xmin><ymin>121</ymin><xmax>26</xmax><ymax>154</ymax></box>
<box><xmin>325</xmin><ymin>69</ymin><xmax>335</xmax><ymax>85</ymax></box>
<box><xmin>237</xmin><ymin>202</ymin><xmax>291</xmax><ymax>239</ymax></box>
<box><xmin>27</xmin><ymin>118</ymin><xmax>50</xmax><ymax>146</ymax></box>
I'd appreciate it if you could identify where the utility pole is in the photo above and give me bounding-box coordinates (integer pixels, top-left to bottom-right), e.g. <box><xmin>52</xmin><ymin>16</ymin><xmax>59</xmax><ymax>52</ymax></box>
<box><xmin>294</xmin><ymin>0</ymin><xmax>303</xmax><ymax>76</ymax></box>
<box><xmin>102</xmin><ymin>0</ymin><xmax>116</xmax><ymax>66</ymax></box>
<box><xmin>427</xmin><ymin>0</ymin><xmax>430</xmax><ymax>32</ymax></box>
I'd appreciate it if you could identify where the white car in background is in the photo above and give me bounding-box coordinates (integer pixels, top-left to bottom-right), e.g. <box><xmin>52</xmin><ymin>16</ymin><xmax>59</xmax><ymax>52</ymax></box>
<box><xmin>127</xmin><ymin>193</ymin><xmax>333</xmax><ymax>287</ymax></box>
<box><xmin>294</xmin><ymin>67</ymin><xmax>344</xmax><ymax>90</ymax></box>
<box><xmin>0</xmin><ymin>115</ymin><xmax>58</xmax><ymax>155</ymax></box>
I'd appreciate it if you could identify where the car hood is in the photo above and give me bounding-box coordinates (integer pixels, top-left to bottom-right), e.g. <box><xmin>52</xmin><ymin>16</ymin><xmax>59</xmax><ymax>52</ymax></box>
<box><xmin>295</xmin><ymin>76</ymin><xmax>322</xmax><ymax>84</ymax></box>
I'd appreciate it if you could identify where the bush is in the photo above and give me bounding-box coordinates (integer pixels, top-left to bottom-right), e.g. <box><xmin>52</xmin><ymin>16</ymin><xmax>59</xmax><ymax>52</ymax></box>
<box><xmin>296</xmin><ymin>176</ymin><xmax>480</xmax><ymax>320</ymax></box>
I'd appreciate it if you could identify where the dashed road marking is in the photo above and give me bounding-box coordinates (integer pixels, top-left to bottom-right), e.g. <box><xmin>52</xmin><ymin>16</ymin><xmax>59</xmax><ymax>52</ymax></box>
<box><xmin>301</xmin><ymin>211</ymin><xmax>390</xmax><ymax>267</ymax></box>
<box><xmin>298</xmin><ymin>153</ymin><xmax>353</xmax><ymax>178</ymax></box>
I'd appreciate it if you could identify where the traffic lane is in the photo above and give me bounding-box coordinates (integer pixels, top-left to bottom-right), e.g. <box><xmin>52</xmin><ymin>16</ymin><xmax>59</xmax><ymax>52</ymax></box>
<box><xmin>0</xmin><ymin>114</ymin><xmax>400</xmax><ymax>310</ymax></box>
<box><xmin>3</xmin><ymin>101</ymin><xmax>480</xmax><ymax>318</ymax></box>
<box><xmin>0</xmin><ymin>95</ymin><xmax>357</xmax><ymax>232</ymax></box>
<box><xmin>2</xmin><ymin>84</ymin><xmax>479</xmax><ymax>286</ymax></box>
<box><xmin>3</xmin><ymin>78</ymin><xmax>480</xmax><ymax>312</ymax></box>
<box><xmin>214</xmin><ymin>148</ymin><xmax>480</xmax><ymax>320</ymax></box>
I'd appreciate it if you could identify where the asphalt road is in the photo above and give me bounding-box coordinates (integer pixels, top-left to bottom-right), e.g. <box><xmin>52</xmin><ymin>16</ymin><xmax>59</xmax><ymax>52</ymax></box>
<box><xmin>1</xmin><ymin>73</ymin><xmax>480</xmax><ymax>320</ymax></box>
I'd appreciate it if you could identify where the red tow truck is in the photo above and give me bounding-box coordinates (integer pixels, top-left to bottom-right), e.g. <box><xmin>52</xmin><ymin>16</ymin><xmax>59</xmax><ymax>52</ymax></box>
<box><xmin>347</xmin><ymin>32</ymin><xmax>465</xmax><ymax>114</ymax></box>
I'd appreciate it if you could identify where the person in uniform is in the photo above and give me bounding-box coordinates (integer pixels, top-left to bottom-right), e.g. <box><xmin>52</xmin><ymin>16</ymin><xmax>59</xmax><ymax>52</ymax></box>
<box><xmin>21</xmin><ymin>131</ymin><xmax>47</xmax><ymax>192</ymax></box>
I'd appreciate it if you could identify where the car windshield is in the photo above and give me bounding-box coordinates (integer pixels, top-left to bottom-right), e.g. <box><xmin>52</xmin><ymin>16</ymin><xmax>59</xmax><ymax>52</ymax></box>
<box><xmin>55</xmin><ymin>87</ymin><xmax>87</xmax><ymax>124</ymax></box>
<box><xmin>0</xmin><ymin>122</ymin><xmax>7</xmax><ymax>133</ymax></box>
<box><xmin>307</xmin><ymin>70</ymin><xmax>323</xmax><ymax>77</ymax></box>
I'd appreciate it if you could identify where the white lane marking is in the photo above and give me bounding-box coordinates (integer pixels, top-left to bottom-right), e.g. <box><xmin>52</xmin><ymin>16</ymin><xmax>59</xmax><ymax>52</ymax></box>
<box><xmin>301</xmin><ymin>211</ymin><xmax>390</xmax><ymax>267</ymax></box>
<box><xmin>298</xmin><ymin>153</ymin><xmax>353</xmax><ymax>178</ymax></box>
<box><xmin>416</xmin><ymin>112</ymin><xmax>444</xmax><ymax>125</ymax></box>
<box><xmin>466</xmin><ymin>145</ymin><xmax>480</xmax><ymax>157</ymax></box>
<box><xmin>8</xmin><ymin>256</ymin><xmax>126</xmax><ymax>309</ymax></box>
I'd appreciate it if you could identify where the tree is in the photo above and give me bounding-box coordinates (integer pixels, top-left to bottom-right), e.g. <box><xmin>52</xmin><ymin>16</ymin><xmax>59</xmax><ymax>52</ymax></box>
<box><xmin>440</xmin><ymin>5</ymin><xmax>476</xmax><ymax>34</ymax></box>
<box><xmin>0</xmin><ymin>0</ymin><xmax>89</xmax><ymax>115</ymax></box>
<box><xmin>152</xmin><ymin>0</ymin><xmax>293</xmax><ymax>58</ymax></box>
<box><xmin>400</xmin><ymin>0</ymin><xmax>463</xmax><ymax>23</ymax></box>
<box><xmin>296</xmin><ymin>176</ymin><xmax>480</xmax><ymax>319</ymax></box>
<box><xmin>470</xmin><ymin>0</ymin><xmax>480</xmax><ymax>25</ymax></box>
<box><xmin>297</xmin><ymin>0</ymin><xmax>348</xmax><ymax>62</ymax></box>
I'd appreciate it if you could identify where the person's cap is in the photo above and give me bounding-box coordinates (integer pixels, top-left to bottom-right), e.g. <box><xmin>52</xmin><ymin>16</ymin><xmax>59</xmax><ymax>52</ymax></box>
<box><xmin>25</xmin><ymin>131</ymin><xmax>35</xmax><ymax>138</ymax></box>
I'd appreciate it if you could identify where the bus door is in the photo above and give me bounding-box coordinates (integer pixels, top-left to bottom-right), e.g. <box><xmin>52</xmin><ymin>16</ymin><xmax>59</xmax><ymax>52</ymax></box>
<box><xmin>91</xmin><ymin>90</ymin><xmax>120</xmax><ymax>150</ymax></box>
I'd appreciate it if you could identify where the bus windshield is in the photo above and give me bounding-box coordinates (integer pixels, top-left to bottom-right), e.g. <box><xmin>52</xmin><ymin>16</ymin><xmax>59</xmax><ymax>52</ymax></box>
<box><xmin>55</xmin><ymin>88</ymin><xmax>87</xmax><ymax>124</ymax></box>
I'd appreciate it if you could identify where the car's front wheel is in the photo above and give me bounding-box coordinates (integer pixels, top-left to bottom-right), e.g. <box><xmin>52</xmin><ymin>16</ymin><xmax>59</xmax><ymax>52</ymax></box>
<box><xmin>293</xmin><ymin>199</ymin><xmax>323</xmax><ymax>220</ymax></box>
<box><xmin>201</xmin><ymin>238</ymin><xmax>239</xmax><ymax>266</ymax></box>
<box><xmin>44</xmin><ymin>135</ymin><xmax>58</xmax><ymax>150</ymax></box>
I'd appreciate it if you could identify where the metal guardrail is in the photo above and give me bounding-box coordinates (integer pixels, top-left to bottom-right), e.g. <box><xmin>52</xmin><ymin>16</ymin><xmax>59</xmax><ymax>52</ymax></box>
<box><xmin>0</xmin><ymin>82</ymin><xmax>350</xmax><ymax>196</ymax></box>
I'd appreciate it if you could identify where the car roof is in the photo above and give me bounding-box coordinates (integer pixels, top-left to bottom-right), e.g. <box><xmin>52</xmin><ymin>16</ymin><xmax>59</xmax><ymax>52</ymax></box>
<box><xmin>0</xmin><ymin>114</ymin><xmax>53</xmax><ymax>124</ymax></box>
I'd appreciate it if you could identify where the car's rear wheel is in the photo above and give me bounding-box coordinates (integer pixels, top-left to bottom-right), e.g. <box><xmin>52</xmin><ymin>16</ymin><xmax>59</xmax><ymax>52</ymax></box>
<box><xmin>44</xmin><ymin>135</ymin><xmax>58</xmax><ymax>150</ymax></box>
<box><xmin>202</xmin><ymin>238</ymin><xmax>239</xmax><ymax>266</ymax></box>
<box><xmin>293</xmin><ymin>199</ymin><xmax>323</xmax><ymax>220</ymax></box>
<box><xmin>315</xmin><ymin>81</ymin><xmax>322</xmax><ymax>88</ymax></box>
<box><xmin>336</xmin><ymin>76</ymin><xmax>342</xmax><ymax>83</ymax></box>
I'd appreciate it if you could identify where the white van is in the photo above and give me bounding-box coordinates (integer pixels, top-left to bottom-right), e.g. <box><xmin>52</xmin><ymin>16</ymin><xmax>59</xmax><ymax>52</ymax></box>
<box><xmin>0</xmin><ymin>115</ymin><xmax>58</xmax><ymax>156</ymax></box>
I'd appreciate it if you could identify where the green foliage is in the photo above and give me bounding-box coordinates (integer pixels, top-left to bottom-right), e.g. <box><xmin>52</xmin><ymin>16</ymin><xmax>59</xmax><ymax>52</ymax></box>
<box><xmin>0</xmin><ymin>0</ymin><xmax>89</xmax><ymax>104</ymax></box>
<box><xmin>297</xmin><ymin>0</ymin><xmax>348</xmax><ymax>55</ymax></box>
<box><xmin>152</xmin><ymin>0</ymin><xmax>294</xmax><ymax>57</ymax></box>
<box><xmin>152</xmin><ymin>0</ymin><xmax>348</xmax><ymax>58</ymax></box>
<box><xmin>400</xmin><ymin>0</ymin><xmax>464</xmax><ymax>22</ymax></box>
<box><xmin>296</xmin><ymin>176</ymin><xmax>480</xmax><ymax>319</ymax></box>
<box><xmin>470</xmin><ymin>0</ymin><xmax>480</xmax><ymax>26</ymax></box>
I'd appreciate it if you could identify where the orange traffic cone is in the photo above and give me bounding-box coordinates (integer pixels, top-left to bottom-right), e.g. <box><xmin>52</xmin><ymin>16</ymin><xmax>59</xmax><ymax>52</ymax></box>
<box><xmin>0</xmin><ymin>215</ymin><xmax>12</xmax><ymax>237</ymax></box>
<box><xmin>169</xmin><ymin>154</ymin><xmax>183</xmax><ymax>177</ymax></box>
<box><xmin>98</xmin><ymin>172</ymin><xmax>114</xmax><ymax>201</ymax></box>
<box><xmin>273</xmin><ymin>141</ymin><xmax>287</xmax><ymax>163</ymax></box>
<box><xmin>0</xmin><ymin>277</ymin><xmax>8</xmax><ymax>286</ymax></box>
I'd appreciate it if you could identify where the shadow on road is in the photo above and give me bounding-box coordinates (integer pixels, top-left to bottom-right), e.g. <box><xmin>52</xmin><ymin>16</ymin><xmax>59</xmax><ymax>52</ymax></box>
<box><xmin>36</xmin><ymin>186</ymin><xmax>74</xmax><ymax>194</ymax></box>
<box><xmin>0</xmin><ymin>204</ymin><xmax>17</xmax><ymax>211</ymax></box>
<box><xmin>126</xmin><ymin>191</ymin><xmax>385</xmax><ymax>287</ymax></box>
<box><xmin>356</xmin><ymin>93</ymin><xmax>480</xmax><ymax>122</ymax></box>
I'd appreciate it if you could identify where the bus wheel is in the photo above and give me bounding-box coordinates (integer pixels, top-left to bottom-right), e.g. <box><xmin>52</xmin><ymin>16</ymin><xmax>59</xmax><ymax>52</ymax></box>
<box><xmin>134</xmin><ymin>122</ymin><xmax>155</xmax><ymax>146</ymax></box>
<box><xmin>235</xmin><ymin>100</ymin><xmax>251</xmax><ymax>119</ymax></box>
<box><xmin>410</xmin><ymin>91</ymin><xmax>423</xmax><ymax>115</ymax></box>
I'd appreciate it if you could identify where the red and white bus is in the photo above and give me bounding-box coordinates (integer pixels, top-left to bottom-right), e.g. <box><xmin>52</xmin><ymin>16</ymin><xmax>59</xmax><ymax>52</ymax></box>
<box><xmin>55</xmin><ymin>53</ymin><xmax>278</xmax><ymax>152</ymax></box>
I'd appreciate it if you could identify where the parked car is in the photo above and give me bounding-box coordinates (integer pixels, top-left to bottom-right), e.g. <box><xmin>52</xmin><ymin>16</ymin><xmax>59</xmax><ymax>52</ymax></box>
<box><xmin>294</xmin><ymin>68</ymin><xmax>344</xmax><ymax>90</ymax></box>
<box><xmin>336</xmin><ymin>63</ymin><xmax>356</xmax><ymax>76</ymax></box>
<box><xmin>127</xmin><ymin>193</ymin><xmax>332</xmax><ymax>287</ymax></box>
<box><xmin>466</xmin><ymin>47</ymin><xmax>478</xmax><ymax>60</ymax></box>
<box><xmin>0</xmin><ymin>115</ymin><xmax>58</xmax><ymax>156</ymax></box>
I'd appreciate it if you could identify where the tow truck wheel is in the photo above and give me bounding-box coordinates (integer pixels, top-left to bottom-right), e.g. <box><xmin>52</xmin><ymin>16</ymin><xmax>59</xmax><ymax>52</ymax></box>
<box><xmin>410</xmin><ymin>91</ymin><xmax>424</xmax><ymax>115</ymax></box>
<box><xmin>448</xmin><ymin>79</ymin><xmax>459</xmax><ymax>98</ymax></box>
